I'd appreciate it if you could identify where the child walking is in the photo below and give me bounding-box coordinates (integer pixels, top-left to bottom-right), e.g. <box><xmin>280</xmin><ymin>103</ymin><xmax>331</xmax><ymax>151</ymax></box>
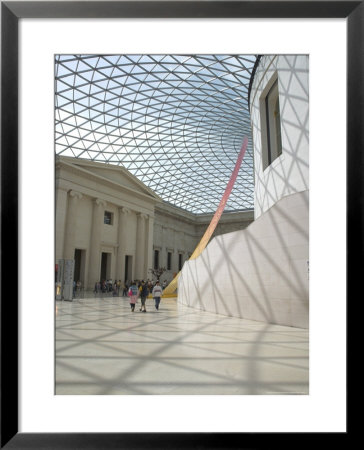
<box><xmin>128</xmin><ymin>281</ymin><xmax>139</xmax><ymax>312</ymax></box>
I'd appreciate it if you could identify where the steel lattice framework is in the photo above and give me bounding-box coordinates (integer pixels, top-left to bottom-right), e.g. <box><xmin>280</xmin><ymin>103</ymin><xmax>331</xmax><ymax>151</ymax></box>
<box><xmin>55</xmin><ymin>54</ymin><xmax>256</xmax><ymax>214</ymax></box>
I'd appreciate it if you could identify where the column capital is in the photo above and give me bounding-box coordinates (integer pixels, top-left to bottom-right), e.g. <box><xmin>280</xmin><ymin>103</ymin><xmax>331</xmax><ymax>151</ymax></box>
<box><xmin>95</xmin><ymin>198</ymin><xmax>107</xmax><ymax>207</ymax></box>
<box><xmin>69</xmin><ymin>190</ymin><xmax>83</xmax><ymax>200</ymax></box>
<box><xmin>119</xmin><ymin>206</ymin><xmax>131</xmax><ymax>215</ymax></box>
<box><xmin>137</xmin><ymin>212</ymin><xmax>149</xmax><ymax>220</ymax></box>
<box><xmin>56</xmin><ymin>186</ymin><xmax>68</xmax><ymax>193</ymax></box>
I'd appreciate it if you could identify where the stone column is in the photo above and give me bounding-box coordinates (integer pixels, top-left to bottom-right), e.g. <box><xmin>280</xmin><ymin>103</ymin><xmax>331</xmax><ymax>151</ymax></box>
<box><xmin>115</xmin><ymin>207</ymin><xmax>130</xmax><ymax>281</ymax></box>
<box><xmin>135</xmin><ymin>213</ymin><xmax>148</xmax><ymax>280</ymax></box>
<box><xmin>55</xmin><ymin>187</ymin><xmax>68</xmax><ymax>261</ymax></box>
<box><xmin>88</xmin><ymin>198</ymin><xmax>106</xmax><ymax>289</ymax></box>
<box><xmin>63</xmin><ymin>190</ymin><xmax>83</xmax><ymax>260</ymax></box>
<box><xmin>146</xmin><ymin>215</ymin><xmax>154</xmax><ymax>279</ymax></box>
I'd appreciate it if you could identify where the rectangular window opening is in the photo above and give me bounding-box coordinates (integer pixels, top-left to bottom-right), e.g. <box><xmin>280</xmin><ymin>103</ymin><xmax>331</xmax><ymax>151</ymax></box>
<box><xmin>260</xmin><ymin>76</ymin><xmax>283</xmax><ymax>170</ymax></box>
<box><xmin>104</xmin><ymin>211</ymin><xmax>113</xmax><ymax>225</ymax></box>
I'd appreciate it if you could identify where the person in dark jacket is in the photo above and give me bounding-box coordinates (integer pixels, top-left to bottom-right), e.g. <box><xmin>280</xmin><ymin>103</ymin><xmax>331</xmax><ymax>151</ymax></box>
<box><xmin>139</xmin><ymin>280</ymin><xmax>149</xmax><ymax>312</ymax></box>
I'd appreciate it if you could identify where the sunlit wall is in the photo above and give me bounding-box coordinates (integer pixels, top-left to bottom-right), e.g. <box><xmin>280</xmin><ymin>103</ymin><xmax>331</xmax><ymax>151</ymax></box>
<box><xmin>250</xmin><ymin>55</ymin><xmax>309</xmax><ymax>219</ymax></box>
<box><xmin>177</xmin><ymin>55</ymin><xmax>309</xmax><ymax>328</ymax></box>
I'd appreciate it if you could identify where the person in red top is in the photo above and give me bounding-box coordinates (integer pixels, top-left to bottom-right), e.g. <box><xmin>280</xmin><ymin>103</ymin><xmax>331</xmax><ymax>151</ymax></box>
<box><xmin>152</xmin><ymin>281</ymin><xmax>163</xmax><ymax>310</ymax></box>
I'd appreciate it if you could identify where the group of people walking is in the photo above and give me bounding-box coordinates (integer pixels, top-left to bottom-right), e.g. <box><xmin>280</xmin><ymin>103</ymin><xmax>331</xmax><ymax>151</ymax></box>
<box><xmin>128</xmin><ymin>280</ymin><xmax>164</xmax><ymax>312</ymax></box>
<box><xmin>93</xmin><ymin>278</ymin><xmax>167</xmax><ymax>312</ymax></box>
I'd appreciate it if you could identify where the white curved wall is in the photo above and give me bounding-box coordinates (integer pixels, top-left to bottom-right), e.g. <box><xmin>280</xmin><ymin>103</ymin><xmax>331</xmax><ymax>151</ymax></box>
<box><xmin>177</xmin><ymin>55</ymin><xmax>309</xmax><ymax>328</ymax></box>
<box><xmin>250</xmin><ymin>55</ymin><xmax>309</xmax><ymax>220</ymax></box>
<box><xmin>178</xmin><ymin>191</ymin><xmax>309</xmax><ymax>328</ymax></box>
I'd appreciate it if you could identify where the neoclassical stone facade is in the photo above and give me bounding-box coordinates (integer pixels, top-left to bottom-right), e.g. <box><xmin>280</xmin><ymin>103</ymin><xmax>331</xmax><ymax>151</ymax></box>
<box><xmin>56</xmin><ymin>156</ymin><xmax>159</xmax><ymax>290</ymax></box>
<box><xmin>56</xmin><ymin>156</ymin><xmax>254</xmax><ymax>291</ymax></box>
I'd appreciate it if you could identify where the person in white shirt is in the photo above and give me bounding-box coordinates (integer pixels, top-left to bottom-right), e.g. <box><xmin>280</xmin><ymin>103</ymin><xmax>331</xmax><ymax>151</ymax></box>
<box><xmin>152</xmin><ymin>281</ymin><xmax>163</xmax><ymax>310</ymax></box>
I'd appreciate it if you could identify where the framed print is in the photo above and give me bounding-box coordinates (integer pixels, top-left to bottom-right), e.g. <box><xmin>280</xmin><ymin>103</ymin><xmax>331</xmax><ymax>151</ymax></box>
<box><xmin>1</xmin><ymin>0</ymin><xmax>361</xmax><ymax>448</ymax></box>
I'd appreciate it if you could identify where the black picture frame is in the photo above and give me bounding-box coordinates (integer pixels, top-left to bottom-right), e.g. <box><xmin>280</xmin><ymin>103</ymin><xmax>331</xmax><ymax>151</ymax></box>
<box><xmin>1</xmin><ymin>1</ymin><xmax>360</xmax><ymax>448</ymax></box>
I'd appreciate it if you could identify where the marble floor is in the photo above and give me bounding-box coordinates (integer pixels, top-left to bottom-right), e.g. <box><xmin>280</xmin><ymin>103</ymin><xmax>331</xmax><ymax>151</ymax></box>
<box><xmin>55</xmin><ymin>295</ymin><xmax>309</xmax><ymax>395</ymax></box>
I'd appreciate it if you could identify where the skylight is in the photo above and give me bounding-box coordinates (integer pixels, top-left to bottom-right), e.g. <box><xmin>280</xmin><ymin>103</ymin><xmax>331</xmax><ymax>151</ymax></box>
<box><xmin>55</xmin><ymin>54</ymin><xmax>256</xmax><ymax>214</ymax></box>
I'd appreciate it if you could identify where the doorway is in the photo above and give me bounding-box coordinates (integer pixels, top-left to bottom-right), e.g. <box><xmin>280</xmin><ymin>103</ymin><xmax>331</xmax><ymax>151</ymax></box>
<box><xmin>100</xmin><ymin>252</ymin><xmax>111</xmax><ymax>281</ymax></box>
<box><xmin>74</xmin><ymin>248</ymin><xmax>86</xmax><ymax>285</ymax></box>
<box><xmin>124</xmin><ymin>255</ymin><xmax>132</xmax><ymax>283</ymax></box>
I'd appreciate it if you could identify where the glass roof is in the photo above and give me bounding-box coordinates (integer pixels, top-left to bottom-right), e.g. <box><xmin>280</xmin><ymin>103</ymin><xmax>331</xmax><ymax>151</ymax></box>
<box><xmin>55</xmin><ymin>54</ymin><xmax>256</xmax><ymax>214</ymax></box>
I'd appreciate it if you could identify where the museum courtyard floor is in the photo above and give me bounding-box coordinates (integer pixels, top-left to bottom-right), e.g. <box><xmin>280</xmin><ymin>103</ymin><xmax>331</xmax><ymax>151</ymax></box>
<box><xmin>55</xmin><ymin>295</ymin><xmax>309</xmax><ymax>395</ymax></box>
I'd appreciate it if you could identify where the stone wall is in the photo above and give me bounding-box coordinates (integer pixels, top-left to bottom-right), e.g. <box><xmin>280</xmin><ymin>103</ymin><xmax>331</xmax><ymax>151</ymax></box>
<box><xmin>55</xmin><ymin>156</ymin><xmax>159</xmax><ymax>289</ymax></box>
<box><xmin>250</xmin><ymin>55</ymin><xmax>309</xmax><ymax>220</ymax></box>
<box><xmin>177</xmin><ymin>55</ymin><xmax>309</xmax><ymax>328</ymax></box>
<box><xmin>178</xmin><ymin>191</ymin><xmax>309</xmax><ymax>328</ymax></box>
<box><xmin>56</xmin><ymin>156</ymin><xmax>254</xmax><ymax>289</ymax></box>
<box><xmin>153</xmin><ymin>203</ymin><xmax>253</xmax><ymax>283</ymax></box>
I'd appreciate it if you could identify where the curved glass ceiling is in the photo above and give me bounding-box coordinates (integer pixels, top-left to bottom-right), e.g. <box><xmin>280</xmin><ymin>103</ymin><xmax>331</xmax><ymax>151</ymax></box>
<box><xmin>55</xmin><ymin>54</ymin><xmax>256</xmax><ymax>214</ymax></box>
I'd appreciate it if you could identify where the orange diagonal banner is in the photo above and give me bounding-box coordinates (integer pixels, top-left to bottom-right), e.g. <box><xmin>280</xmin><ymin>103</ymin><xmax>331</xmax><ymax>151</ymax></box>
<box><xmin>163</xmin><ymin>136</ymin><xmax>249</xmax><ymax>296</ymax></box>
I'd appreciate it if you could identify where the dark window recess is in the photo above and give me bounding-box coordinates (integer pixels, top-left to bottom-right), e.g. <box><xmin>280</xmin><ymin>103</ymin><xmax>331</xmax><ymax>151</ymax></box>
<box><xmin>167</xmin><ymin>252</ymin><xmax>172</xmax><ymax>270</ymax></box>
<box><xmin>265</xmin><ymin>78</ymin><xmax>282</xmax><ymax>167</ymax></box>
<box><xmin>154</xmin><ymin>250</ymin><xmax>159</xmax><ymax>269</ymax></box>
<box><xmin>178</xmin><ymin>254</ymin><xmax>183</xmax><ymax>271</ymax></box>
<box><xmin>104</xmin><ymin>211</ymin><xmax>113</xmax><ymax>225</ymax></box>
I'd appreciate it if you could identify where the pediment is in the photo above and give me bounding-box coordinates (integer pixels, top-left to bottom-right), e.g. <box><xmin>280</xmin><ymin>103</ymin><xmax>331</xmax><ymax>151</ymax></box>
<box><xmin>57</xmin><ymin>156</ymin><xmax>160</xmax><ymax>201</ymax></box>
